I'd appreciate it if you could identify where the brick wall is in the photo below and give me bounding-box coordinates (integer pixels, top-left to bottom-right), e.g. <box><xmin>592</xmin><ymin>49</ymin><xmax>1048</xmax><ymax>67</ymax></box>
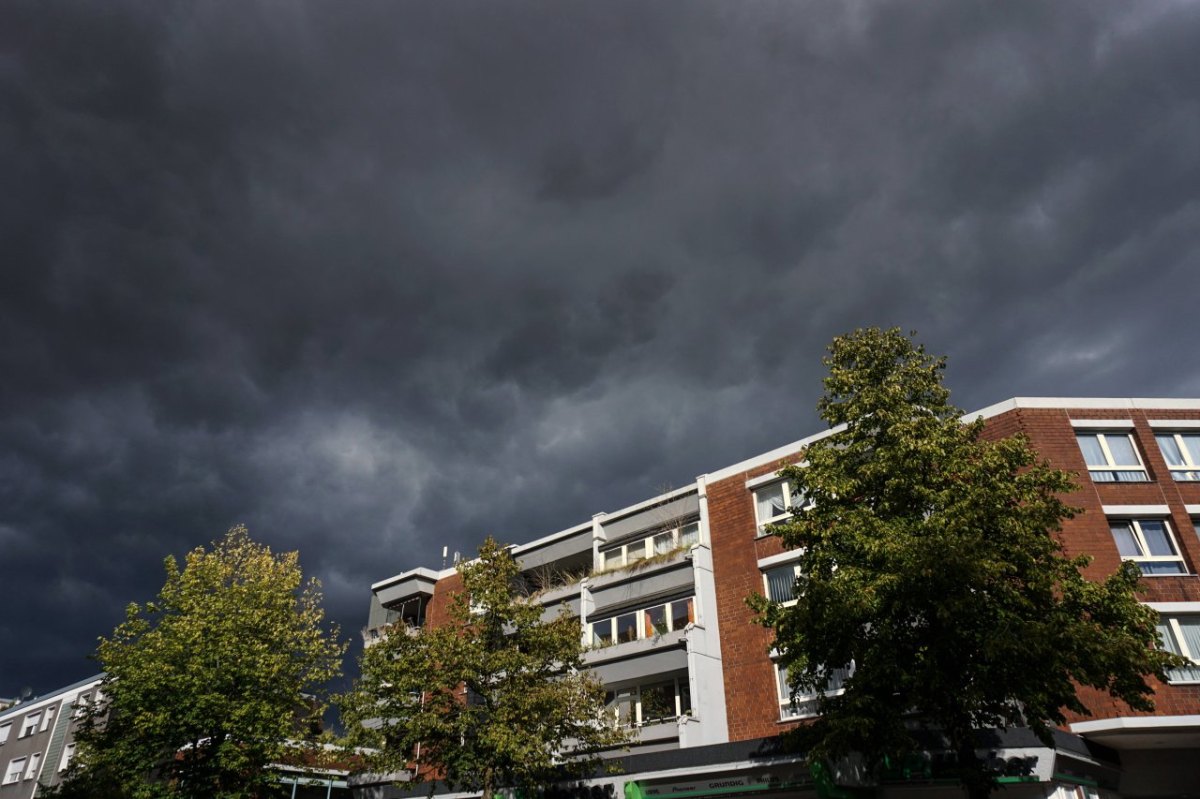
<box><xmin>986</xmin><ymin>406</ymin><xmax>1200</xmax><ymax>723</ymax></box>
<box><xmin>425</xmin><ymin>572</ymin><xmax>465</xmax><ymax>628</ymax></box>
<box><xmin>706</xmin><ymin>457</ymin><xmax>805</xmax><ymax>742</ymax></box>
<box><xmin>708</xmin><ymin>404</ymin><xmax>1200</xmax><ymax>742</ymax></box>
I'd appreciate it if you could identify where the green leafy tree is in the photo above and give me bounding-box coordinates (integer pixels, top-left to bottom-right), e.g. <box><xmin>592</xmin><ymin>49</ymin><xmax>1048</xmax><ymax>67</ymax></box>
<box><xmin>342</xmin><ymin>537</ymin><xmax>627</xmax><ymax>799</ymax></box>
<box><xmin>749</xmin><ymin>328</ymin><xmax>1186</xmax><ymax>799</ymax></box>
<box><xmin>56</xmin><ymin>526</ymin><xmax>345</xmax><ymax>799</ymax></box>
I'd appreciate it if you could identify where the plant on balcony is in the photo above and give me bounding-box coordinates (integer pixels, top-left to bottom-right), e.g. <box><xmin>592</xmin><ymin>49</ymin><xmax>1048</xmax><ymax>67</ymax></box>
<box><xmin>749</xmin><ymin>327</ymin><xmax>1187</xmax><ymax>799</ymax></box>
<box><xmin>521</xmin><ymin>562</ymin><xmax>592</xmax><ymax>601</ymax></box>
<box><xmin>625</xmin><ymin>545</ymin><xmax>687</xmax><ymax>574</ymax></box>
<box><xmin>343</xmin><ymin>538</ymin><xmax>629</xmax><ymax>799</ymax></box>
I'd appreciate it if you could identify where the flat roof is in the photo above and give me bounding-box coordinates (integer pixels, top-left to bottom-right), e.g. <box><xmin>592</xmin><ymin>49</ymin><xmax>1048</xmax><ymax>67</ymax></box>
<box><xmin>0</xmin><ymin>674</ymin><xmax>104</xmax><ymax>722</ymax></box>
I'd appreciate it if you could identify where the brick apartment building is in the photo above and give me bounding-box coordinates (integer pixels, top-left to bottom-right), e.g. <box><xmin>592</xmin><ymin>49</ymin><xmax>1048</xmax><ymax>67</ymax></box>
<box><xmin>358</xmin><ymin>398</ymin><xmax>1200</xmax><ymax>799</ymax></box>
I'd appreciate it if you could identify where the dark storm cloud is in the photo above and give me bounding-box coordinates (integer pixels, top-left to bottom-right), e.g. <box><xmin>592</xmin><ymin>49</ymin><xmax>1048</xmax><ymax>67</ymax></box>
<box><xmin>2</xmin><ymin>0</ymin><xmax>1200</xmax><ymax>692</ymax></box>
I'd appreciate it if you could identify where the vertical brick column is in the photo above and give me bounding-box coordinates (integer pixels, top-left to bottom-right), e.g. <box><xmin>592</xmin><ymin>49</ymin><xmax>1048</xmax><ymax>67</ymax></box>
<box><xmin>706</xmin><ymin>461</ymin><xmax>801</xmax><ymax>741</ymax></box>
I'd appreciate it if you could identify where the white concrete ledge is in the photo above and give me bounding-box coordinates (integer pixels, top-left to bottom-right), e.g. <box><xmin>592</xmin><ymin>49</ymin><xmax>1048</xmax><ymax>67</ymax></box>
<box><xmin>1071</xmin><ymin>715</ymin><xmax>1200</xmax><ymax>734</ymax></box>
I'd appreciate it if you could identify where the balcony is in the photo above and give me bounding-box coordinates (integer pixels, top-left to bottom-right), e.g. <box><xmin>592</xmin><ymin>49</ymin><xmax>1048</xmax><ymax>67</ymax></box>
<box><xmin>361</xmin><ymin>622</ymin><xmax>422</xmax><ymax>647</ymax></box>
<box><xmin>588</xmin><ymin>548</ymin><xmax>694</xmax><ymax>610</ymax></box>
<box><xmin>584</xmin><ymin>627</ymin><xmax>689</xmax><ymax>685</ymax></box>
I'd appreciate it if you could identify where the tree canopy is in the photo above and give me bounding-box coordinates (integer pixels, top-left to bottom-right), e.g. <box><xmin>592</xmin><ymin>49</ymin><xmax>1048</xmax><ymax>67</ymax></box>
<box><xmin>342</xmin><ymin>538</ymin><xmax>627</xmax><ymax>799</ymax></box>
<box><xmin>56</xmin><ymin>526</ymin><xmax>344</xmax><ymax>799</ymax></box>
<box><xmin>749</xmin><ymin>327</ymin><xmax>1184</xmax><ymax>798</ymax></box>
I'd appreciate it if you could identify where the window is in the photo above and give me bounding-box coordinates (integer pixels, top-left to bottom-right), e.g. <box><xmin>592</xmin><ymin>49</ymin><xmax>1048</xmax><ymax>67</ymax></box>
<box><xmin>601</xmin><ymin>540</ymin><xmax>647</xmax><ymax>570</ymax></box>
<box><xmin>3</xmin><ymin>758</ymin><xmax>25</xmax><ymax>785</ymax></box>
<box><xmin>39</xmin><ymin>706</ymin><xmax>54</xmax><ymax>733</ymax></box>
<box><xmin>754</xmin><ymin>481</ymin><xmax>805</xmax><ymax>532</ymax></box>
<box><xmin>59</xmin><ymin>743</ymin><xmax>75</xmax><ymax>773</ymax></box>
<box><xmin>616</xmin><ymin>613</ymin><xmax>639</xmax><ymax>644</ymax></box>
<box><xmin>763</xmin><ymin>562</ymin><xmax>801</xmax><ymax>605</ymax></box>
<box><xmin>1076</xmin><ymin>432</ymin><xmax>1148</xmax><ymax>482</ymax></box>
<box><xmin>1156</xmin><ymin>433</ymin><xmax>1200</xmax><ymax>481</ymax></box>
<box><xmin>603</xmin><ymin>677</ymin><xmax>691</xmax><ymax>728</ymax></box>
<box><xmin>776</xmin><ymin>663</ymin><xmax>851</xmax><ymax>720</ymax></box>
<box><xmin>589</xmin><ymin>597</ymin><xmax>695</xmax><ymax>647</ymax></box>
<box><xmin>73</xmin><ymin>694</ymin><xmax>90</xmax><ymax>719</ymax></box>
<box><xmin>23</xmin><ymin>753</ymin><xmax>40</xmax><ymax>781</ymax></box>
<box><xmin>599</xmin><ymin>520</ymin><xmax>700</xmax><ymax>570</ymax></box>
<box><xmin>0</xmin><ymin>724</ymin><xmax>9</xmax><ymax>746</ymax></box>
<box><xmin>1110</xmin><ymin>519</ymin><xmax>1187</xmax><ymax>574</ymax></box>
<box><xmin>18</xmin><ymin>712</ymin><xmax>40</xmax><ymax>738</ymax></box>
<box><xmin>645</xmin><ymin>604</ymin><xmax>668</xmax><ymax>636</ymax></box>
<box><xmin>1157</xmin><ymin>616</ymin><xmax>1200</xmax><ymax>683</ymax></box>
<box><xmin>652</xmin><ymin>530</ymin><xmax>674</xmax><ymax>555</ymax></box>
<box><xmin>606</xmin><ymin>688</ymin><xmax>636</xmax><ymax>728</ymax></box>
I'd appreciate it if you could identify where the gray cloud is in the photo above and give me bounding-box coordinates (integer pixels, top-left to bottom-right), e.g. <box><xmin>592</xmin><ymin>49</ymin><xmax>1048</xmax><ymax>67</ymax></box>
<box><xmin>2</xmin><ymin>0</ymin><xmax>1200</xmax><ymax>692</ymax></box>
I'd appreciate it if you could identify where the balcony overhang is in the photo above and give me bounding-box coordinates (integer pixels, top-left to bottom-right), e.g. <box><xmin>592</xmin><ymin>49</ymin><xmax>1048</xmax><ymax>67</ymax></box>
<box><xmin>372</xmin><ymin>568</ymin><xmax>439</xmax><ymax>608</ymax></box>
<box><xmin>1071</xmin><ymin>714</ymin><xmax>1200</xmax><ymax>749</ymax></box>
<box><xmin>584</xmin><ymin>629</ymin><xmax>689</xmax><ymax>685</ymax></box>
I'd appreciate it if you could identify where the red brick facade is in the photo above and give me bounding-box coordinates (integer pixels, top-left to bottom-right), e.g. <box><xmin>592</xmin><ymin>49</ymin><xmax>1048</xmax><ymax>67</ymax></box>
<box><xmin>425</xmin><ymin>572</ymin><xmax>465</xmax><ymax>629</ymax></box>
<box><xmin>707</xmin><ymin>402</ymin><xmax>1200</xmax><ymax>742</ymax></box>
<box><xmin>988</xmin><ymin>406</ymin><xmax>1200</xmax><ymax>724</ymax></box>
<box><xmin>707</xmin><ymin>457</ymin><xmax>803</xmax><ymax>742</ymax></box>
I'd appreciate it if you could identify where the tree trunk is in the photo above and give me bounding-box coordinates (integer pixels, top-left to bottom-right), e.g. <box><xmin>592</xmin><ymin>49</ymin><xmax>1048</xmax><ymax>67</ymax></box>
<box><xmin>482</xmin><ymin>766</ymin><xmax>494</xmax><ymax>799</ymax></box>
<box><xmin>955</xmin><ymin>740</ymin><xmax>991</xmax><ymax>799</ymax></box>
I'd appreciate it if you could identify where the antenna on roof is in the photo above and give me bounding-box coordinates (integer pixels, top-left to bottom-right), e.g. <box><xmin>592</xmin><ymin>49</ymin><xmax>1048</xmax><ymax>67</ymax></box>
<box><xmin>442</xmin><ymin>546</ymin><xmax>448</xmax><ymax>569</ymax></box>
<box><xmin>453</xmin><ymin>551</ymin><xmax>461</xmax><ymax>565</ymax></box>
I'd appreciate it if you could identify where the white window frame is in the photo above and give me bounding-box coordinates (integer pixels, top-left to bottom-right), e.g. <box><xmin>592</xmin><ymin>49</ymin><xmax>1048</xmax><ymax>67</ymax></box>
<box><xmin>1155</xmin><ymin>432</ymin><xmax>1200</xmax><ymax>481</ymax></box>
<box><xmin>3</xmin><ymin>757</ymin><xmax>25</xmax><ymax>785</ymax></box>
<box><xmin>762</xmin><ymin>561</ymin><xmax>801</xmax><ymax>607</ymax></box>
<box><xmin>1109</xmin><ymin>518</ymin><xmax>1187</xmax><ymax>575</ymax></box>
<box><xmin>0</xmin><ymin>723</ymin><xmax>10</xmax><ymax>746</ymax></box>
<box><xmin>23</xmin><ymin>752</ymin><xmax>40</xmax><ymax>781</ymax></box>
<box><xmin>599</xmin><ymin>520</ymin><xmax>700</xmax><ymax>570</ymax></box>
<box><xmin>1158</xmin><ymin>615</ymin><xmax>1200</xmax><ymax>684</ymax></box>
<box><xmin>73</xmin><ymin>694</ymin><xmax>90</xmax><ymax>720</ymax></box>
<box><xmin>59</xmin><ymin>743</ymin><xmax>75</xmax><ymax>773</ymax></box>
<box><xmin>1076</xmin><ymin>431</ymin><xmax>1149</xmax><ymax>482</ymax></box>
<box><xmin>775</xmin><ymin>662</ymin><xmax>852</xmax><ymax>720</ymax></box>
<box><xmin>588</xmin><ymin>596</ymin><xmax>695</xmax><ymax>648</ymax></box>
<box><xmin>18</xmin><ymin>712</ymin><xmax>40</xmax><ymax>739</ymax></box>
<box><xmin>753</xmin><ymin>481</ymin><xmax>806</xmax><ymax>533</ymax></box>
<box><xmin>39</xmin><ymin>706</ymin><xmax>55</xmax><ymax>733</ymax></box>
<box><xmin>603</xmin><ymin>676</ymin><xmax>692</xmax><ymax>728</ymax></box>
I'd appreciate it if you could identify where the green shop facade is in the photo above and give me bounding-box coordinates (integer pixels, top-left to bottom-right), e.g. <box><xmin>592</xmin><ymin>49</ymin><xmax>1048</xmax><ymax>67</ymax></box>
<box><xmin>351</xmin><ymin>730</ymin><xmax>1120</xmax><ymax>799</ymax></box>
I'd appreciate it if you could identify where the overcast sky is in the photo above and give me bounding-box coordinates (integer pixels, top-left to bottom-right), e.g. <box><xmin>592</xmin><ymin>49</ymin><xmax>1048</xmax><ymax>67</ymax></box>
<box><xmin>2</xmin><ymin>0</ymin><xmax>1200</xmax><ymax>695</ymax></box>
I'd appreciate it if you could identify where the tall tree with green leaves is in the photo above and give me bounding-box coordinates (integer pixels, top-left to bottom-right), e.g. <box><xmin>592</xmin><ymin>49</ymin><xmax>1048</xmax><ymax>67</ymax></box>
<box><xmin>342</xmin><ymin>538</ymin><xmax>627</xmax><ymax>799</ymax></box>
<box><xmin>57</xmin><ymin>526</ymin><xmax>344</xmax><ymax>799</ymax></box>
<box><xmin>749</xmin><ymin>328</ymin><xmax>1185</xmax><ymax>799</ymax></box>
